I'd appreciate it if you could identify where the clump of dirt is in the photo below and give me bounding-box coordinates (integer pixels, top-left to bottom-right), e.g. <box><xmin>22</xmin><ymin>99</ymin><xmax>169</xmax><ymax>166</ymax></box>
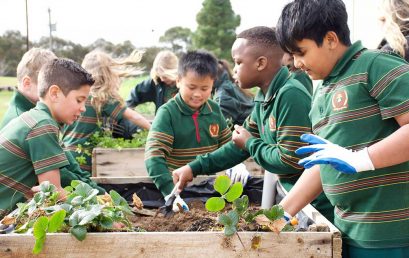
<box><xmin>129</xmin><ymin>200</ymin><xmax>262</xmax><ymax>232</ymax></box>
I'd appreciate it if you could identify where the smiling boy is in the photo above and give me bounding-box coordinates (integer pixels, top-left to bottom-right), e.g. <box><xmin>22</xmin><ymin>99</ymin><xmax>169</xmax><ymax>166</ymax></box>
<box><xmin>144</xmin><ymin>50</ymin><xmax>231</xmax><ymax>207</ymax></box>
<box><xmin>0</xmin><ymin>58</ymin><xmax>94</xmax><ymax>218</ymax></box>
<box><xmin>276</xmin><ymin>0</ymin><xmax>409</xmax><ymax>257</ymax></box>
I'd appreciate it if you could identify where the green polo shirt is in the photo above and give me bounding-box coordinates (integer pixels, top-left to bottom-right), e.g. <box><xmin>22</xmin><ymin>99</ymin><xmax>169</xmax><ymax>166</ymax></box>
<box><xmin>291</xmin><ymin>70</ymin><xmax>313</xmax><ymax>95</ymax></box>
<box><xmin>0</xmin><ymin>90</ymin><xmax>104</xmax><ymax>194</ymax></box>
<box><xmin>145</xmin><ymin>93</ymin><xmax>231</xmax><ymax>196</ymax></box>
<box><xmin>62</xmin><ymin>97</ymin><xmax>126</xmax><ymax>172</ymax></box>
<box><xmin>188</xmin><ymin>67</ymin><xmax>334</xmax><ymax>221</ymax></box>
<box><xmin>0</xmin><ymin>89</ymin><xmax>36</xmax><ymax>129</ymax></box>
<box><xmin>311</xmin><ymin>41</ymin><xmax>409</xmax><ymax>248</ymax></box>
<box><xmin>0</xmin><ymin>102</ymin><xmax>70</xmax><ymax>215</ymax></box>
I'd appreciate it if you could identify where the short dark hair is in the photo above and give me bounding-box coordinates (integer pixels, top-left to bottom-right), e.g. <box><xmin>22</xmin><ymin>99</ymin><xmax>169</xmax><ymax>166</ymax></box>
<box><xmin>38</xmin><ymin>58</ymin><xmax>94</xmax><ymax>97</ymax></box>
<box><xmin>276</xmin><ymin>0</ymin><xmax>351</xmax><ymax>53</ymax></box>
<box><xmin>178</xmin><ymin>50</ymin><xmax>218</xmax><ymax>80</ymax></box>
<box><xmin>237</xmin><ymin>26</ymin><xmax>279</xmax><ymax>49</ymax></box>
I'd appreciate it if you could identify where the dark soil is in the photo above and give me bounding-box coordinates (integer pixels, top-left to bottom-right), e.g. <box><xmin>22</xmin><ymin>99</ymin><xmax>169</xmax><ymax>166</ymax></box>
<box><xmin>130</xmin><ymin>199</ymin><xmax>259</xmax><ymax>232</ymax></box>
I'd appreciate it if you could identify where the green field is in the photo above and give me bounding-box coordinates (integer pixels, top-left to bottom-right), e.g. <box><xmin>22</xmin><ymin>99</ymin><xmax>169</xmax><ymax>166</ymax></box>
<box><xmin>0</xmin><ymin>75</ymin><xmax>155</xmax><ymax>122</ymax></box>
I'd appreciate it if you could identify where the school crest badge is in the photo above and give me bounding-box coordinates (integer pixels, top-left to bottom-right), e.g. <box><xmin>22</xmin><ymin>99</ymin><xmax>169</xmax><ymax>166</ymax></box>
<box><xmin>209</xmin><ymin>124</ymin><xmax>219</xmax><ymax>137</ymax></box>
<box><xmin>332</xmin><ymin>90</ymin><xmax>348</xmax><ymax>111</ymax></box>
<box><xmin>269</xmin><ymin>116</ymin><xmax>276</xmax><ymax>131</ymax></box>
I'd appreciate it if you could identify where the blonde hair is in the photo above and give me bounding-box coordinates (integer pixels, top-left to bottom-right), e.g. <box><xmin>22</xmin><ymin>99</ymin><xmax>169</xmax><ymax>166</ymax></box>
<box><xmin>17</xmin><ymin>47</ymin><xmax>56</xmax><ymax>84</ymax></box>
<box><xmin>82</xmin><ymin>50</ymin><xmax>143</xmax><ymax>114</ymax></box>
<box><xmin>380</xmin><ymin>0</ymin><xmax>409</xmax><ymax>57</ymax></box>
<box><xmin>150</xmin><ymin>50</ymin><xmax>178</xmax><ymax>84</ymax></box>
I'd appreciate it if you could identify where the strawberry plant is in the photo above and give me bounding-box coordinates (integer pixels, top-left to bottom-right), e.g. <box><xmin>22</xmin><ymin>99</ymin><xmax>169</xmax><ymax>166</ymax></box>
<box><xmin>0</xmin><ymin>180</ymin><xmax>134</xmax><ymax>254</ymax></box>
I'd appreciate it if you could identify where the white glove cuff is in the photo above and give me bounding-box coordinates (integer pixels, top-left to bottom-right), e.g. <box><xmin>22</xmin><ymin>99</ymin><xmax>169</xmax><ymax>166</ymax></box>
<box><xmin>355</xmin><ymin>147</ymin><xmax>375</xmax><ymax>172</ymax></box>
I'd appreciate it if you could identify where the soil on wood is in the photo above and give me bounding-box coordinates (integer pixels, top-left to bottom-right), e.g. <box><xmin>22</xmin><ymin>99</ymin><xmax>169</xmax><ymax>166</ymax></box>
<box><xmin>130</xmin><ymin>199</ymin><xmax>259</xmax><ymax>232</ymax></box>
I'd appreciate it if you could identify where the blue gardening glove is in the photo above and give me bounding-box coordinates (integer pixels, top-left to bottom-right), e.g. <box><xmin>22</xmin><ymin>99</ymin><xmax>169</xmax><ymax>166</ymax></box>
<box><xmin>295</xmin><ymin>134</ymin><xmax>375</xmax><ymax>174</ymax></box>
<box><xmin>226</xmin><ymin>163</ymin><xmax>250</xmax><ymax>186</ymax></box>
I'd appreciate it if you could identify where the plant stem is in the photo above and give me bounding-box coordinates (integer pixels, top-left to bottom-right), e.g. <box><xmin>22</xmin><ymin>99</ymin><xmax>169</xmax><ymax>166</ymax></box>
<box><xmin>236</xmin><ymin>232</ymin><xmax>245</xmax><ymax>250</ymax></box>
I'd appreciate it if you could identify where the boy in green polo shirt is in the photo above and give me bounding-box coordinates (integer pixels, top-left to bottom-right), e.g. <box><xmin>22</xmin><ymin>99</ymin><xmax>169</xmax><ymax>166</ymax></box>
<box><xmin>275</xmin><ymin>0</ymin><xmax>409</xmax><ymax>257</ymax></box>
<box><xmin>0</xmin><ymin>58</ymin><xmax>94</xmax><ymax>218</ymax></box>
<box><xmin>145</xmin><ymin>50</ymin><xmax>231</xmax><ymax>210</ymax></box>
<box><xmin>172</xmin><ymin>26</ymin><xmax>333</xmax><ymax>222</ymax></box>
<box><xmin>0</xmin><ymin>48</ymin><xmax>104</xmax><ymax>194</ymax></box>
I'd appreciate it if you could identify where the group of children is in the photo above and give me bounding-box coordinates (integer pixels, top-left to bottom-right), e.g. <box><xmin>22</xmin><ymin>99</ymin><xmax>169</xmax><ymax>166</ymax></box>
<box><xmin>0</xmin><ymin>0</ymin><xmax>408</xmax><ymax>257</ymax></box>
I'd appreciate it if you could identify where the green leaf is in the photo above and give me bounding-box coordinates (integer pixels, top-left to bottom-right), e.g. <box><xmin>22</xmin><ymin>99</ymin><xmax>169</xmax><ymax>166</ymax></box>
<box><xmin>109</xmin><ymin>190</ymin><xmax>128</xmax><ymax>207</ymax></box>
<box><xmin>70</xmin><ymin>196</ymin><xmax>84</xmax><ymax>206</ymax></box>
<box><xmin>214</xmin><ymin>175</ymin><xmax>231</xmax><ymax>195</ymax></box>
<box><xmin>48</xmin><ymin>210</ymin><xmax>66</xmax><ymax>233</ymax></box>
<box><xmin>39</xmin><ymin>181</ymin><xmax>51</xmax><ymax>192</ymax></box>
<box><xmin>70</xmin><ymin>180</ymin><xmax>81</xmax><ymax>188</ymax></box>
<box><xmin>205</xmin><ymin>197</ymin><xmax>225</xmax><ymax>212</ymax></box>
<box><xmin>245</xmin><ymin>209</ymin><xmax>263</xmax><ymax>223</ymax></box>
<box><xmin>99</xmin><ymin>216</ymin><xmax>113</xmax><ymax>229</ymax></box>
<box><xmin>224</xmin><ymin>182</ymin><xmax>243</xmax><ymax>202</ymax></box>
<box><xmin>228</xmin><ymin>210</ymin><xmax>239</xmax><ymax>225</ymax></box>
<box><xmin>64</xmin><ymin>186</ymin><xmax>73</xmax><ymax>193</ymax></box>
<box><xmin>218</xmin><ymin>213</ymin><xmax>232</xmax><ymax>226</ymax></box>
<box><xmin>224</xmin><ymin>225</ymin><xmax>237</xmax><ymax>236</ymax></box>
<box><xmin>263</xmin><ymin>205</ymin><xmax>284</xmax><ymax>221</ymax></box>
<box><xmin>32</xmin><ymin>216</ymin><xmax>48</xmax><ymax>254</ymax></box>
<box><xmin>233</xmin><ymin>195</ymin><xmax>249</xmax><ymax>216</ymax></box>
<box><xmin>70</xmin><ymin>225</ymin><xmax>87</xmax><ymax>241</ymax></box>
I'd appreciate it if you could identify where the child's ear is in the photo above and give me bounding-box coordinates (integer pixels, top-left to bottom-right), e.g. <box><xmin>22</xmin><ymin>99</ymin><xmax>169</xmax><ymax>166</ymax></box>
<box><xmin>48</xmin><ymin>85</ymin><xmax>62</xmax><ymax>102</ymax></box>
<box><xmin>21</xmin><ymin>76</ymin><xmax>31</xmax><ymax>90</ymax></box>
<box><xmin>175</xmin><ymin>76</ymin><xmax>181</xmax><ymax>89</ymax></box>
<box><xmin>256</xmin><ymin>56</ymin><xmax>268</xmax><ymax>71</ymax></box>
<box><xmin>325</xmin><ymin>31</ymin><xmax>340</xmax><ymax>50</ymax></box>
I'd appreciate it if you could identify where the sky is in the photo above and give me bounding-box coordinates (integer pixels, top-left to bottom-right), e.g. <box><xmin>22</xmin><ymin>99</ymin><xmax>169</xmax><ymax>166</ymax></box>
<box><xmin>0</xmin><ymin>0</ymin><xmax>383</xmax><ymax>49</ymax></box>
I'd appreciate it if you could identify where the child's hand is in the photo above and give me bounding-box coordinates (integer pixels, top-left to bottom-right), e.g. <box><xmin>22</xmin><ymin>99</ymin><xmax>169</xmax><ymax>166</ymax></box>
<box><xmin>172</xmin><ymin>165</ymin><xmax>193</xmax><ymax>192</ymax></box>
<box><xmin>296</xmin><ymin>134</ymin><xmax>375</xmax><ymax>174</ymax></box>
<box><xmin>232</xmin><ymin>125</ymin><xmax>252</xmax><ymax>149</ymax></box>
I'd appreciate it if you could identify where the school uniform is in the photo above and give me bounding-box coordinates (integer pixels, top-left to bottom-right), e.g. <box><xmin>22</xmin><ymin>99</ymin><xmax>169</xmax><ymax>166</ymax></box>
<box><xmin>0</xmin><ymin>90</ymin><xmax>104</xmax><ymax>193</ymax></box>
<box><xmin>290</xmin><ymin>70</ymin><xmax>313</xmax><ymax>95</ymax></box>
<box><xmin>145</xmin><ymin>93</ymin><xmax>231</xmax><ymax>196</ymax></box>
<box><xmin>62</xmin><ymin>97</ymin><xmax>126</xmax><ymax>172</ymax></box>
<box><xmin>0</xmin><ymin>102</ymin><xmax>69</xmax><ymax>216</ymax></box>
<box><xmin>213</xmin><ymin>71</ymin><xmax>254</xmax><ymax>125</ymax></box>
<box><xmin>311</xmin><ymin>41</ymin><xmax>409</xmax><ymax>253</ymax></box>
<box><xmin>188</xmin><ymin>67</ymin><xmax>334</xmax><ymax>222</ymax></box>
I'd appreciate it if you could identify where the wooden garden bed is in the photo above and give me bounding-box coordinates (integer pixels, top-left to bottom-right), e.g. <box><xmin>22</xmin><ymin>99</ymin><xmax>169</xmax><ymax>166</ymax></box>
<box><xmin>92</xmin><ymin>147</ymin><xmax>264</xmax><ymax>177</ymax></box>
<box><xmin>0</xmin><ymin>177</ymin><xmax>341</xmax><ymax>258</ymax></box>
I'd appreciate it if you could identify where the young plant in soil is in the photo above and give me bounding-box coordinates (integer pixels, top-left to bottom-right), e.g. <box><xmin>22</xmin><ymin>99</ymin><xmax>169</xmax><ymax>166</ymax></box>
<box><xmin>0</xmin><ymin>180</ymin><xmax>133</xmax><ymax>254</ymax></box>
<box><xmin>205</xmin><ymin>175</ymin><xmax>297</xmax><ymax>248</ymax></box>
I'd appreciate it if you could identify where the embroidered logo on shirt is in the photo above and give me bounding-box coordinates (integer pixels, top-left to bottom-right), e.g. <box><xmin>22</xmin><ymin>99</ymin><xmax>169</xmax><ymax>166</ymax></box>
<box><xmin>332</xmin><ymin>90</ymin><xmax>348</xmax><ymax>111</ymax></box>
<box><xmin>269</xmin><ymin>116</ymin><xmax>276</xmax><ymax>132</ymax></box>
<box><xmin>209</xmin><ymin>124</ymin><xmax>219</xmax><ymax>137</ymax></box>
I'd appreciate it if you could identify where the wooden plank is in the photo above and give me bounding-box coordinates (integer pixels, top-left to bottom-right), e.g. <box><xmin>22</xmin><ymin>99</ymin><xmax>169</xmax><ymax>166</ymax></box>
<box><xmin>92</xmin><ymin>148</ymin><xmax>147</xmax><ymax>177</ymax></box>
<box><xmin>0</xmin><ymin>231</ymin><xmax>335</xmax><ymax>258</ymax></box>
<box><xmin>92</xmin><ymin>148</ymin><xmax>264</xmax><ymax>178</ymax></box>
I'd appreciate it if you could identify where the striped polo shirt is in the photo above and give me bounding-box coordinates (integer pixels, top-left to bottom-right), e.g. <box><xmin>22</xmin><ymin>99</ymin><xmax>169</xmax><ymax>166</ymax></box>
<box><xmin>145</xmin><ymin>93</ymin><xmax>231</xmax><ymax>196</ymax></box>
<box><xmin>62</xmin><ymin>97</ymin><xmax>126</xmax><ymax>172</ymax></box>
<box><xmin>312</xmin><ymin>41</ymin><xmax>409</xmax><ymax>248</ymax></box>
<box><xmin>188</xmin><ymin>67</ymin><xmax>334</xmax><ymax>222</ymax></box>
<box><xmin>0</xmin><ymin>102</ymin><xmax>69</xmax><ymax>215</ymax></box>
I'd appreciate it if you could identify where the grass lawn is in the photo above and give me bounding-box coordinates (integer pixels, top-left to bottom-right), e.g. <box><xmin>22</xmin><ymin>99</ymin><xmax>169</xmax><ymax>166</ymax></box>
<box><xmin>0</xmin><ymin>75</ymin><xmax>155</xmax><ymax>122</ymax></box>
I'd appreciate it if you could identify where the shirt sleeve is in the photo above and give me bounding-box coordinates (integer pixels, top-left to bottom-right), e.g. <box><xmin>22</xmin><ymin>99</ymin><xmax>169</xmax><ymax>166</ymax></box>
<box><xmin>367</xmin><ymin>53</ymin><xmax>409</xmax><ymax>119</ymax></box>
<box><xmin>245</xmin><ymin>86</ymin><xmax>311</xmax><ymax>174</ymax></box>
<box><xmin>144</xmin><ymin>107</ymin><xmax>175</xmax><ymax>196</ymax></box>
<box><xmin>26</xmin><ymin>120</ymin><xmax>69</xmax><ymax>175</ymax></box>
<box><xmin>125</xmin><ymin>79</ymin><xmax>155</xmax><ymax>108</ymax></box>
<box><xmin>103</xmin><ymin>100</ymin><xmax>127</xmax><ymax>122</ymax></box>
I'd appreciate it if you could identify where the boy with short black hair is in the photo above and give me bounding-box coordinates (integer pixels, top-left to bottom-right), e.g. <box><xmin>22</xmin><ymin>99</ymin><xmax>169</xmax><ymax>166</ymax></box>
<box><xmin>0</xmin><ymin>58</ymin><xmax>94</xmax><ymax>218</ymax></box>
<box><xmin>145</xmin><ymin>50</ymin><xmax>231</xmax><ymax>207</ymax></box>
<box><xmin>0</xmin><ymin>48</ymin><xmax>104</xmax><ymax>194</ymax></box>
<box><xmin>276</xmin><ymin>0</ymin><xmax>409</xmax><ymax>256</ymax></box>
<box><xmin>172</xmin><ymin>26</ymin><xmax>333</xmax><ymax>222</ymax></box>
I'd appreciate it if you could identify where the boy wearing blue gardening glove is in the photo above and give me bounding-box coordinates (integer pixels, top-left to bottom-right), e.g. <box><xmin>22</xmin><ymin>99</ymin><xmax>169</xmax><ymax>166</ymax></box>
<box><xmin>275</xmin><ymin>0</ymin><xmax>409</xmax><ymax>257</ymax></box>
<box><xmin>172</xmin><ymin>26</ymin><xmax>334</xmax><ymax>223</ymax></box>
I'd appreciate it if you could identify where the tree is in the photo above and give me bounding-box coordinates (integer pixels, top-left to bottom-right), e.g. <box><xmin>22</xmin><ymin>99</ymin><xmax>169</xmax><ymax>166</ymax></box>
<box><xmin>159</xmin><ymin>27</ymin><xmax>192</xmax><ymax>54</ymax></box>
<box><xmin>139</xmin><ymin>46</ymin><xmax>164</xmax><ymax>73</ymax></box>
<box><xmin>0</xmin><ymin>30</ymin><xmax>27</xmax><ymax>76</ymax></box>
<box><xmin>193</xmin><ymin>0</ymin><xmax>240</xmax><ymax>61</ymax></box>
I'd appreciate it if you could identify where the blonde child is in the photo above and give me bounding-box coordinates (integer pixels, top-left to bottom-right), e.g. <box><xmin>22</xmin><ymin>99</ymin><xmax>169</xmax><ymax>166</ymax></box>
<box><xmin>62</xmin><ymin>50</ymin><xmax>151</xmax><ymax>172</ymax></box>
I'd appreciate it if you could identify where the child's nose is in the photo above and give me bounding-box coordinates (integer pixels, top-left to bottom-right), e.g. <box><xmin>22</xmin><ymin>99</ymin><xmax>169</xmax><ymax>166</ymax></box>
<box><xmin>293</xmin><ymin>56</ymin><xmax>303</xmax><ymax>69</ymax></box>
<box><xmin>80</xmin><ymin>104</ymin><xmax>86</xmax><ymax>113</ymax></box>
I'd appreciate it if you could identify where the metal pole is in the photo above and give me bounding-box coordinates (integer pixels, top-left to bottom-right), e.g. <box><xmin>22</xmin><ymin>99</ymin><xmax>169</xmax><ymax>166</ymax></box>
<box><xmin>25</xmin><ymin>0</ymin><xmax>29</xmax><ymax>51</ymax></box>
<box><xmin>48</xmin><ymin>8</ymin><xmax>53</xmax><ymax>51</ymax></box>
